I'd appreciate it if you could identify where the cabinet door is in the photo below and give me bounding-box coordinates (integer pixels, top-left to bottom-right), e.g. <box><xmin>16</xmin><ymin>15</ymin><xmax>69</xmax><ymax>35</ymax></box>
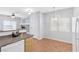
<box><xmin>1</xmin><ymin>40</ymin><xmax>24</xmax><ymax>52</ymax></box>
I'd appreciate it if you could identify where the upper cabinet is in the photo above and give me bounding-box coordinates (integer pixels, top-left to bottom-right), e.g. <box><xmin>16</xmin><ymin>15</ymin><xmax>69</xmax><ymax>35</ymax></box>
<box><xmin>20</xmin><ymin>16</ymin><xmax>31</xmax><ymax>25</ymax></box>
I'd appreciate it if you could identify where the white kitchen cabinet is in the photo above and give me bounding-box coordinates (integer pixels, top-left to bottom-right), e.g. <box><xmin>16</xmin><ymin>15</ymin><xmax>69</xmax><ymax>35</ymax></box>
<box><xmin>1</xmin><ymin>40</ymin><xmax>24</xmax><ymax>52</ymax></box>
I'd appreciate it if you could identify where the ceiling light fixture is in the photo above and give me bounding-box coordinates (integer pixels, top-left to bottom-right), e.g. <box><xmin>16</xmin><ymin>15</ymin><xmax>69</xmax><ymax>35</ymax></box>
<box><xmin>24</xmin><ymin>9</ymin><xmax>33</xmax><ymax>15</ymax></box>
<box><xmin>11</xmin><ymin>13</ymin><xmax>15</xmax><ymax>19</ymax></box>
<box><xmin>53</xmin><ymin>7</ymin><xmax>57</xmax><ymax>21</ymax></box>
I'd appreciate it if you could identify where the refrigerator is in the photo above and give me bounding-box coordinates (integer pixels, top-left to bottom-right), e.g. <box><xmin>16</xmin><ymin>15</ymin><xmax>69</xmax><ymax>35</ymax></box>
<box><xmin>72</xmin><ymin>17</ymin><xmax>79</xmax><ymax>52</ymax></box>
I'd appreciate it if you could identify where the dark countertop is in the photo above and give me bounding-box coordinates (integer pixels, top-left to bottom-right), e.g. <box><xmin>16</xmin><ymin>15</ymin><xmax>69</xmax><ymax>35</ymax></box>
<box><xmin>0</xmin><ymin>33</ymin><xmax>33</xmax><ymax>47</ymax></box>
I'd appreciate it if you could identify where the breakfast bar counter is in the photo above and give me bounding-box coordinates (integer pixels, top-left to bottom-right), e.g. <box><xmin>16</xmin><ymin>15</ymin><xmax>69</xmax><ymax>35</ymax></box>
<box><xmin>0</xmin><ymin>33</ymin><xmax>33</xmax><ymax>50</ymax></box>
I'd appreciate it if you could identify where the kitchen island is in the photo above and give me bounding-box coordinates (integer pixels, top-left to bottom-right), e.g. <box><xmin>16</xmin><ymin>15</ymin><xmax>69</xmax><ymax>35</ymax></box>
<box><xmin>0</xmin><ymin>33</ymin><xmax>33</xmax><ymax>52</ymax></box>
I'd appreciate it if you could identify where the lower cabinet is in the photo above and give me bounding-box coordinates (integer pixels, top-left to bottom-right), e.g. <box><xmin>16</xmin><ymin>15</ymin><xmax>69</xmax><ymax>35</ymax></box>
<box><xmin>1</xmin><ymin>40</ymin><xmax>24</xmax><ymax>52</ymax></box>
<box><xmin>24</xmin><ymin>37</ymin><xmax>32</xmax><ymax>52</ymax></box>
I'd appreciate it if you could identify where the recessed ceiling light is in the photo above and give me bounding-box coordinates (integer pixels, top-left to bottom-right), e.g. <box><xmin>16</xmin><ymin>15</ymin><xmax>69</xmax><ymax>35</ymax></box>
<box><xmin>26</xmin><ymin>9</ymin><xmax>33</xmax><ymax>12</ymax></box>
<box><xmin>27</xmin><ymin>12</ymin><xmax>32</xmax><ymax>15</ymax></box>
<box><xmin>24</xmin><ymin>8</ymin><xmax>33</xmax><ymax>14</ymax></box>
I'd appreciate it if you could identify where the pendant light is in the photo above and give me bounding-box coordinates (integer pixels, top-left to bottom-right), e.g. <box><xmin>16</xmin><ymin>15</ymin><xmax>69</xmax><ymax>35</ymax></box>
<box><xmin>53</xmin><ymin>7</ymin><xmax>57</xmax><ymax>21</ymax></box>
<box><xmin>11</xmin><ymin>13</ymin><xmax>15</xmax><ymax>19</ymax></box>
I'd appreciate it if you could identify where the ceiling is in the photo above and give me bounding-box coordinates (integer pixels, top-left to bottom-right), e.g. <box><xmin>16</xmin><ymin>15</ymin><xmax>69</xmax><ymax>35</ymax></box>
<box><xmin>0</xmin><ymin>7</ymin><xmax>69</xmax><ymax>18</ymax></box>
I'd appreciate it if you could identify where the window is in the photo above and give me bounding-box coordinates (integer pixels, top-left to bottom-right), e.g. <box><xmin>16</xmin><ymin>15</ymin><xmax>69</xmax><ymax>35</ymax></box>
<box><xmin>51</xmin><ymin>17</ymin><xmax>70</xmax><ymax>32</ymax></box>
<box><xmin>3</xmin><ymin>20</ymin><xmax>16</xmax><ymax>31</ymax></box>
<box><xmin>58</xmin><ymin>17</ymin><xmax>70</xmax><ymax>32</ymax></box>
<box><xmin>50</xmin><ymin>17</ymin><xmax>58</xmax><ymax>31</ymax></box>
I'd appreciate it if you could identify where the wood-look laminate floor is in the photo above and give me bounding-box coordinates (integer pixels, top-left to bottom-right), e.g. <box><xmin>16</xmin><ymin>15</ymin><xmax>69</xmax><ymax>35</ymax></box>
<box><xmin>28</xmin><ymin>38</ymin><xmax>72</xmax><ymax>52</ymax></box>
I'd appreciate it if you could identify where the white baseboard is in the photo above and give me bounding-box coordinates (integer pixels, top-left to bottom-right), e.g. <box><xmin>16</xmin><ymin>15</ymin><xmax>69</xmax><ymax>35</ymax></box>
<box><xmin>33</xmin><ymin>36</ymin><xmax>42</xmax><ymax>40</ymax></box>
<box><xmin>44</xmin><ymin>37</ymin><xmax>72</xmax><ymax>44</ymax></box>
<box><xmin>32</xmin><ymin>36</ymin><xmax>72</xmax><ymax>44</ymax></box>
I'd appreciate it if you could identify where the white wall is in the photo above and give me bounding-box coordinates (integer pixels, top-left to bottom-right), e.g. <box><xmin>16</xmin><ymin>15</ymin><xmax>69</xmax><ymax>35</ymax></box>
<box><xmin>43</xmin><ymin>8</ymin><xmax>73</xmax><ymax>43</ymax></box>
<box><xmin>73</xmin><ymin>8</ymin><xmax>79</xmax><ymax>17</ymax></box>
<box><xmin>39</xmin><ymin>12</ymin><xmax>44</xmax><ymax>39</ymax></box>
